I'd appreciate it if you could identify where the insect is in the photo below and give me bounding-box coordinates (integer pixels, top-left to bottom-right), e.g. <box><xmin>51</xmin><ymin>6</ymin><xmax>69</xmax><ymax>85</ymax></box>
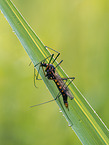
<box><xmin>32</xmin><ymin>46</ymin><xmax>75</xmax><ymax>109</ymax></box>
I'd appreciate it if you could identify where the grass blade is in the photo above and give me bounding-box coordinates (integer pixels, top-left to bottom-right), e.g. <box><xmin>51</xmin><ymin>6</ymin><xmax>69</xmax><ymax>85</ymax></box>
<box><xmin>0</xmin><ymin>0</ymin><xmax>109</xmax><ymax>144</ymax></box>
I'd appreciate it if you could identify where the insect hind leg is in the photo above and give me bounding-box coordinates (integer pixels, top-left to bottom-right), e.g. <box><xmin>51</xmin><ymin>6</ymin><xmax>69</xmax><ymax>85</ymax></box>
<box><xmin>54</xmin><ymin>77</ymin><xmax>75</xmax><ymax>101</ymax></box>
<box><xmin>64</xmin><ymin>77</ymin><xmax>75</xmax><ymax>89</ymax></box>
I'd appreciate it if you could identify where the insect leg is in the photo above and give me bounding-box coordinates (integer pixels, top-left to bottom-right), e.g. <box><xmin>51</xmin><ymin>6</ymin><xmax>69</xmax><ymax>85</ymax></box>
<box><xmin>45</xmin><ymin>46</ymin><xmax>60</xmax><ymax>64</ymax></box>
<box><xmin>45</xmin><ymin>46</ymin><xmax>59</xmax><ymax>54</ymax></box>
<box><xmin>54</xmin><ymin>77</ymin><xmax>75</xmax><ymax>100</ymax></box>
<box><xmin>55</xmin><ymin>60</ymin><xmax>63</xmax><ymax>68</ymax></box>
<box><xmin>30</xmin><ymin>98</ymin><xmax>55</xmax><ymax>108</ymax></box>
<box><xmin>52</xmin><ymin>53</ymin><xmax>60</xmax><ymax>64</ymax></box>
<box><xmin>42</xmin><ymin>66</ymin><xmax>46</xmax><ymax>77</ymax></box>
<box><xmin>61</xmin><ymin>77</ymin><xmax>75</xmax><ymax>81</ymax></box>
<box><xmin>48</xmin><ymin>54</ymin><xmax>54</xmax><ymax>65</ymax></box>
<box><xmin>64</xmin><ymin>77</ymin><xmax>75</xmax><ymax>100</ymax></box>
<box><xmin>54</xmin><ymin>79</ymin><xmax>67</xmax><ymax>100</ymax></box>
<box><xmin>34</xmin><ymin>54</ymin><xmax>54</xmax><ymax>67</ymax></box>
<box><xmin>34</xmin><ymin>54</ymin><xmax>54</xmax><ymax>87</ymax></box>
<box><xmin>35</xmin><ymin>65</ymin><xmax>42</xmax><ymax>80</ymax></box>
<box><xmin>29</xmin><ymin>61</ymin><xmax>32</xmax><ymax>66</ymax></box>
<box><xmin>64</xmin><ymin>77</ymin><xmax>75</xmax><ymax>88</ymax></box>
<box><xmin>34</xmin><ymin>65</ymin><xmax>42</xmax><ymax>88</ymax></box>
<box><xmin>34</xmin><ymin>68</ymin><xmax>37</xmax><ymax>88</ymax></box>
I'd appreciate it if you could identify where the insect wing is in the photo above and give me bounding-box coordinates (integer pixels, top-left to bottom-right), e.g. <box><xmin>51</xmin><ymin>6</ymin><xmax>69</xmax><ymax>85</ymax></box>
<box><xmin>66</xmin><ymin>89</ymin><xmax>74</xmax><ymax>100</ymax></box>
<box><xmin>55</xmin><ymin>72</ymin><xmax>74</xmax><ymax>100</ymax></box>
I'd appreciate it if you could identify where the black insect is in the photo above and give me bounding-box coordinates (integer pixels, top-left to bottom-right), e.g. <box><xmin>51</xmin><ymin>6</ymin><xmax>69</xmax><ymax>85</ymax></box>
<box><xmin>32</xmin><ymin>46</ymin><xmax>75</xmax><ymax>109</ymax></box>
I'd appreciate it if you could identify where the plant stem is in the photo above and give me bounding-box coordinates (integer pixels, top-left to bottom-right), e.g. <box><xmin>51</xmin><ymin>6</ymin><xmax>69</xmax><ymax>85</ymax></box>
<box><xmin>0</xmin><ymin>0</ymin><xmax>109</xmax><ymax>144</ymax></box>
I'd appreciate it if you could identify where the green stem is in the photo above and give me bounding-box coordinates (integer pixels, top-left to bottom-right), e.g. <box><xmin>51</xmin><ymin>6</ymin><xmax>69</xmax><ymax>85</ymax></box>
<box><xmin>0</xmin><ymin>0</ymin><xmax>109</xmax><ymax>144</ymax></box>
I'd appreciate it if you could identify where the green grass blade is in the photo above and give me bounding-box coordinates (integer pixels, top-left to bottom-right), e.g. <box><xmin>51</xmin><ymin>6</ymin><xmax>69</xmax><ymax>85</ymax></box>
<box><xmin>0</xmin><ymin>0</ymin><xmax>109</xmax><ymax>144</ymax></box>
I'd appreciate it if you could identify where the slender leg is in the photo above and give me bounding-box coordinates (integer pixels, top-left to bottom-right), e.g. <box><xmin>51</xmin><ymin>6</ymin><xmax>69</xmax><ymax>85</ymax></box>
<box><xmin>52</xmin><ymin>53</ymin><xmax>60</xmax><ymax>64</ymax></box>
<box><xmin>55</xmin><ymin>60</ymin><xmax>63</xmax><ymax>68</ymax></box>
<box><xmin>33</xmin><ymin>46</ymin><xmax>61</xmax><ymax>88</ymax></box>
<box><xmin>42</xmin><ymin>66</ymin><xmax>46</xmax><ymax>77</ymax></box>
<box><xmin>61</xmin><ymin>77</ymin><xmax>75</xmax><ymax>81</ymax></box>
<box><xmin>30</xmin><ymin>99</ymin><xmax>56</xmax><ymax>108</ymax></box>
<box><xmin>48</xmin><ymin>77</ymin><xmax>75</xmax><ymax>81</ymax></box>
<box><xmin>34</xmin><ymin>65</ymin><xmax>43</xmax><ymax>88</ymax></box>
<box><xmin>31</xmin><ymin>76</ymin><xmax>75</xmax><ymax>109</ymax></box>
<box><xmin>48</xmin><ymin>54</ymin><xmax>54</xmax><ymax>65</ymax></box>
<box><xmin>54</xmin><ymin>77</ymin><xmax>75</xmax><ymax>101</ymax></box>
<box><xmin>34</xmin><ymin>54</ymin><xmax>54</xmax><ymax>87</ymax></box>
<box><xmin>29</xmin><ymin>61</ymin><xmax>32</xmax><ymax>66</ymax></box>
<box><xmin>64</xmin><ymin>77</ymin><xmax>75</xmax><ymax>100</ymax></box>
<box><xmin>54</xmin><ymin>79</ymin><xmax>68</xmax><ymax>101</ymax></box>
<box><xmin>45</xmin><ymin>46</ymin><xmax>60</xmax><ymax>64</ymax></box>
<box><xmin>30</xmin><ymin>79</ymin><xmax>73</xmax><ymax>107</ymax></box>
<box><xmin>34</xmin><ymin>54</ymin><xmax>54</xmax><ymax>67</ymax></box>
<box><xmin>34</xmin><ymin>68</ymin><xmax>37</xmax><ymax>88</ymax></box>
<box><xmin>64</xmin><ymin>77</ymin><xmax>75</xmax><ymax>88</ymax></box>
<box><xmin>31</xmin><ymin>45</ymin><xmax>59</xmax><ymax>67</ymax></box>
<box><xmin>45</xmin><ymin>46</ymin><xmax>59</xmax><ymax>53</ymax></box>
<box><xmin>34</xmin><ymin>52</ymin><xmax>58</xmax><ymax>80</ymax></box>
<box><xmin>36</xmin><ymin>65</ymin><xmax>41</xmax><ymax>80</ymax></box>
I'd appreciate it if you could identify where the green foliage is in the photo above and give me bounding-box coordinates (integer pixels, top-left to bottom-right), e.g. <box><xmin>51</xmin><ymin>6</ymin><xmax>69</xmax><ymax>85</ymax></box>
<box><xmin>0</xmin><ymin>0</ymin><xmax>109</xmax><ymax>145</ymax></box>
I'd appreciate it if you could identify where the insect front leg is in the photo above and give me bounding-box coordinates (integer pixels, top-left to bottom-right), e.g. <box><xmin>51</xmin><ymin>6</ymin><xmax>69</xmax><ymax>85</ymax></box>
<box><xmin>34</xmin><ymin>66</ymin><xmax>42</xmax><ymax>88</ymax></box>
<box><xmin>34</xmin><ymin>54</ymin><xmax>54</xmax><ymax>87</ymax></box>
<box><xmin>34</xmin><ymin>54</ymin><xmax>54</xmax><ymax>67</ymax></box>
<box><xmin>45</xmin><ymin>46</ymin><xmax>60</xmax><ymax>64</ymax></box>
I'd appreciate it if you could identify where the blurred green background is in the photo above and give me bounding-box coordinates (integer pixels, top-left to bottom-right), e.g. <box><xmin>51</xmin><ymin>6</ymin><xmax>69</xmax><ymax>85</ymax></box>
<box><xmin>0</xmin><ymin>0</ymin><xmax>109</xmax><ymax>145</ymax></box>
